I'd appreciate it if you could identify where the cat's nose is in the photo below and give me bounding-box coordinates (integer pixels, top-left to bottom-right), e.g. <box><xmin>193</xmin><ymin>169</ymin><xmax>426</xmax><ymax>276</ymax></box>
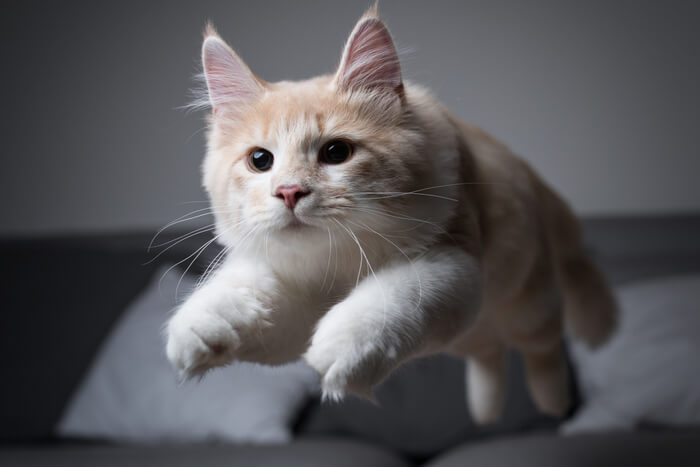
<box><xmin>274</xmin><ymin>184</ymin><xmax>311</xmax><ymax>210</ymax></box>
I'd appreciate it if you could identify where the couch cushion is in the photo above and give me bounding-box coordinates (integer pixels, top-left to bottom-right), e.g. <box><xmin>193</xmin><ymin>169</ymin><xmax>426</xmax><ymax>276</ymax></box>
<box><xmin>57</xmin><ymin>266</ymin><xmax>317</xmax><ymax>444</ymax></box>
<box><xmin>0</xmin><ymin>438</ymin><xmax>412</xmax><ymax>467</ymax></box>
<box><xmin>0</xmin><ymin>235</ymin><xmax>158</xmax><ymax>440</ymax></box>
<box><xmin>564</xmin><ymin>274</ymin><xmax>700</xmax><ymax>433</ymax></box>
<box><xmin>297</xmin><ymin>351</ymin><xmax>564</xmax><ymax>458</ymax></box>
<box><xmin>4</xmin><ymin>214</ymin><xmax>698</xmax><ymax>443</ymax></box>
<box><xmin>424</xmin><ymin>431</ymin><xmax>700</xmax><ymax>467</ymax></box>
<box><xmin>0</xmin><ymin>231</ymin><xmax>220</xmax><ymax>440</ymax></box>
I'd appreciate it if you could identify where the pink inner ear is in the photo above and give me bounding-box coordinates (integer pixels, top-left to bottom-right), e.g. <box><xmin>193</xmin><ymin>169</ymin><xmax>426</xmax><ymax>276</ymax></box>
<box><xmin>203</xmin><ymin>37</ymin><xmax>261</xmax><ymax>111</ymax></box>
<box><xmin>337</xmin><ymin>18</ymin><xmax>402</xmax><ymax>94</ymax></box>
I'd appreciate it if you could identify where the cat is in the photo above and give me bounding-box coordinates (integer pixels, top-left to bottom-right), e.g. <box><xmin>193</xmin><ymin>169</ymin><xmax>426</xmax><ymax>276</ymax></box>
<box><xmin>165</xmin><ymin>6</ymin><xmax>617</xmax><ymax>423</ymax></box>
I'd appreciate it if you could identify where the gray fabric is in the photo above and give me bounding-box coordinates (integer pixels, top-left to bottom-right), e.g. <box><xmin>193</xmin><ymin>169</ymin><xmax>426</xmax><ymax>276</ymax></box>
<box><xmin>0</xmin><ymin>438</ymin><xmax>412</xmax><ymax>467</ymax></box>
<box><xmin>582</xmin><ymin>215</ymin><xmax>700</xmax><ymax>285</ymax></box>
<box><xmin>2</xmin><ymin>214</ymin><xmax>699</xmax><ymax>443</ymax></box>
<box><xmin>298</xmin><ymin>352</ymin><xmax>561</xmax><ymax>457</ymax></box>
<box><xmin>0</xmin><ymin>231</ymin><xmax>220</xmax><ymax>440</ymax></box>
<box><xmin>425</xmin><ymin>431</ymin><xmax>700</xmax><ymax>467</ymax></box>
<box><xmin>0</xmin><ymin>237</ymin><xmax>160</xmax><ymax>440</ymax></box>
<box><xmin>57</xmin><ymin>267</ymin><xmax>318</xmax><ymax>444</ymax></box>
<box><xmin>564</xmin><ymin>275</ymin><xmax>700</xmax><ymax>433</ymax></box>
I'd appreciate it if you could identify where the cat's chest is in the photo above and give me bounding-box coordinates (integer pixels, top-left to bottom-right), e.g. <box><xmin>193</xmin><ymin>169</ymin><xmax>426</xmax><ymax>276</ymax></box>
<box><xmin>265</xmin><ymin>229</ymin><xmax>390</xmax><ymax>277</ymax></box>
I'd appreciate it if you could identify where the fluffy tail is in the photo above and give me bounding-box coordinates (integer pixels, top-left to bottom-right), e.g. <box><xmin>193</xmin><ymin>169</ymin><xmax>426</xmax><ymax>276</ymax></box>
<box><xmin>542</xmin><ymin>184</ymin><xmax>618</xmax><ymax>348</ymax></box>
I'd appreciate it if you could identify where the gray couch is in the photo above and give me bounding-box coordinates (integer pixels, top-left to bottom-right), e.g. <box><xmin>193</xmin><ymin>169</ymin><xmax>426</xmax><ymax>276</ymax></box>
<box><xmin>2</xmin><ymin>215</ymin><xmax>699</xmax><ymax>466</ymax></box>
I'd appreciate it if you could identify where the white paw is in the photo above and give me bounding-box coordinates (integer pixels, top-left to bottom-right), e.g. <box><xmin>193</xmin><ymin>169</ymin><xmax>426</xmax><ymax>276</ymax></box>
<box><xmin>305</xmin><ymin>336</ymin><xmax>366</xmax><ymax>401</ymax></box>
<box><xmin>466</xmin><ymin>357</ymin><xmax>506</xmax><ymax>424</ymax></box>
<box><xmin>165</xmin><ymin>283</ymin><xmax>271</xmax><ymax>380</ymax></box>
<box><xmin>304</xmin><ymin>307</ymin><xmax>392</xmax><ymax>401</ymax></box>
<box><xmin>166</xmin><ymin>300</ymin><xmax>240</xmax><ymax>380</ymax></box>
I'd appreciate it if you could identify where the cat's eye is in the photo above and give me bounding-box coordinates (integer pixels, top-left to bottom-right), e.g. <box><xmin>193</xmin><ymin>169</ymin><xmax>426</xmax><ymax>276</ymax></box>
<box><xmin>249</xmin><ymin>148</ymin><xmax>274</xmax><ymax>172</ymax></box>
<box><xmin>319</xmin><ymin>140</ymin><xmax>353</xmax><ymax>165</ymax></box>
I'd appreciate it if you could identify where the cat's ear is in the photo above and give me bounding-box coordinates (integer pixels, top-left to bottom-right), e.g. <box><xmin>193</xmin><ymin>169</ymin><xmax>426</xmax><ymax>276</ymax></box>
<box><xmin>334</xmin><ymin>9</ymin><xmax>403</xmax><ymax>99</ymax></box>
<box><xmin>201</xmin><ymin>25</ymin><xmax>264</xmax><ymax>116</ymax></box>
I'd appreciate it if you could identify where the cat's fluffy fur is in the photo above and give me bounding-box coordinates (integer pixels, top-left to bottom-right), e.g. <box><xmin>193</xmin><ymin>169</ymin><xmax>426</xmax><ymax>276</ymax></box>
<box><xmin>166</xmin><ymin>7</ymin><xmax>617</xmax><ymax>422</ymax></box>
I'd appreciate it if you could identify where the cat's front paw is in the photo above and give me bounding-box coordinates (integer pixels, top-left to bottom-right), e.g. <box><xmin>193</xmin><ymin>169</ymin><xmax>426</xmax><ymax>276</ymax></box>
<box><xmin>304</xmin><ymin>305</ymin><xmax>395</xmax><ymax>401</ymax></box>
<box><xmin>166</xmin><ymin>299</ymin><xmax>241</xmax><ymax>380</ymax></box>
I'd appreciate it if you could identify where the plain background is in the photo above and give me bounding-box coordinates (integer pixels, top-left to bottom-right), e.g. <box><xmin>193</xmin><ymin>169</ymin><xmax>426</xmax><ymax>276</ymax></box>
<box><xmin>1</xmin><ymin>0</ymin><xmax>699</xmax><ymax>235</ymax></box>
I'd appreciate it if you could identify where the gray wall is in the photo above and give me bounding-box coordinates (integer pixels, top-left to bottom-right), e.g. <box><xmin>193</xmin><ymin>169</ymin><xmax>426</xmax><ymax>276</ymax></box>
<box><xmin>2</xmin><ymin>0</ymin><xmax>699</xmax><ymax>234</ymax></box>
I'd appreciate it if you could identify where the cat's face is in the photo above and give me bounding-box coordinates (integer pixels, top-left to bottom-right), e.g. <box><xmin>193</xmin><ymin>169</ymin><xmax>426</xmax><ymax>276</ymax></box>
<box><xmin>200</xmin><ymin>12</ymin><xmax>450</xmax><ymax>251</ymax></box>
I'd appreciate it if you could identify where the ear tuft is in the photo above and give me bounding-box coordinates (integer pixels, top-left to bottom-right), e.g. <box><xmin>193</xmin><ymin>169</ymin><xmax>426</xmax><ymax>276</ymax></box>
<box><xmin>203</xmin><ymin>21</ymin><xmax>218</xmax><ymax>40</ymax></box>
<box><xmin>201</xmin><ymin>31</ymin><xmax>263</xmax><ymax>115</ymax></box>
<box><xmin>335</xmin><ymin>13</ymin><xmax>402</xmax><ymax>97</ymax></box>
<box><xmin>364</xmin><ymin>1</ymin><xmax>379</xmax><ymax>20</ymax></box>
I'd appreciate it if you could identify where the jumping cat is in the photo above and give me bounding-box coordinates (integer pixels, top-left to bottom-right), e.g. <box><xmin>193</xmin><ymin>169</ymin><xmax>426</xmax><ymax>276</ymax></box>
<box><xmin>165</xmin><ymin>6</ymin><xmax>617</xmax><ymax>422</ymax></box>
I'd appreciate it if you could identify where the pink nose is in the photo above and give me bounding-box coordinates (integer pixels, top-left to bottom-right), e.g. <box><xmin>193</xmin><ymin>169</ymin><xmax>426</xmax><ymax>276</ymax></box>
<box><xmin>274</xmin><ymin>184</ymin><xmax>311</xmax><ymax>210</ymax></box>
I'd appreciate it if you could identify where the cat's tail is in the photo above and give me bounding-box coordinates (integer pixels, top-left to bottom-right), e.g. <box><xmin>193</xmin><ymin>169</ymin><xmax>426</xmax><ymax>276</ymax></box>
<box><xmin>541</xmin><ymin>183</ymin><xmax>618</xmax><ymax>348</ymax></box>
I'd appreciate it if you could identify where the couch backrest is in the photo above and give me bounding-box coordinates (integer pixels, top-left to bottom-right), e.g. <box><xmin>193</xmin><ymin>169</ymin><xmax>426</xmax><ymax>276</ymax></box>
<box><xmin>2</xmin><ymin>214</ymin><xmax>699</xmax><ymax>444</ymax></box>
<box><xmin>0</xmin><ymin>230</ymin><xmax>222</xmax><ymax>441</ymax></box>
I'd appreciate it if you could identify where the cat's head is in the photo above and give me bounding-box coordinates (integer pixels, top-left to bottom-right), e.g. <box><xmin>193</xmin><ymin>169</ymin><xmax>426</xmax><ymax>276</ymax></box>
<box><xmin>199</xmin><ymin>8</ymin><xmax>457</xmax><ymax>252</ymax></box>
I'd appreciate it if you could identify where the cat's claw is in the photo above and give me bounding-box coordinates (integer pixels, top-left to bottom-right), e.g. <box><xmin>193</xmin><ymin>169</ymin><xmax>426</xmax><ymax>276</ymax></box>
<box><xmin>304</xmin><ymin>311</ymin><xmax>387</xmax><ymax>401</ymax></box>
<box><xmin>320</xmin><ymin>383</ymin><xmax>346</xmax><ymax>403</ymax></box>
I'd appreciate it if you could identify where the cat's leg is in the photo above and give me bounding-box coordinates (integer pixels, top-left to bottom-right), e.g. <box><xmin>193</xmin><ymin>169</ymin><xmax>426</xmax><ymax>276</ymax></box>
<box><xmin>500</xmin><ymin>269</ymin><xmax>571</xmax><ymax>417</ymax></box>
<box><xmin>450</xmin><ymin>320</ymin><xmax>508</xmax><ymax>424</ymax></box>
<box><xmin>166</xmin><ymin>257</ymin><xmax>305</xmax><ymax>379</ymax></box>
<box><xmin>521</xmin><ymin>339</ymin><xmax>570</xmax><ymax>417</ymax></box>
<box><xmin>304</xmin><ymin>245</ymin><xmax>482</xmax><ymax>400</ymax></box>
<box><xmin>465</xmin><ymin>343</ymin><xmax>508</xmax><ymax>424</ymax></box>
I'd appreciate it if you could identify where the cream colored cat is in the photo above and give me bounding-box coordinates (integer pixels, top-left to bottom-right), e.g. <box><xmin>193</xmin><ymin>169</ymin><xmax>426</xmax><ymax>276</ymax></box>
<box><xmin>166</xmin><ymin>7</ymin><xmax>617</xmax><ymax>422</ymax></box>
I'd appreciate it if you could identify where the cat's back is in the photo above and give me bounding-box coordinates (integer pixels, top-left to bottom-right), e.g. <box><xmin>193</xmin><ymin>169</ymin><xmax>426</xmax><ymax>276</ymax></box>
<box><xmin>449</xmin><ymin>115</ymin><xmax>548</xmax><ymax>303</ymax></box>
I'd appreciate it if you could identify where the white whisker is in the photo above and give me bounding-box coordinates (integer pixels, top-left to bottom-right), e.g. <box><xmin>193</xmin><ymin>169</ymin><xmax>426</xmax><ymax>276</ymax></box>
<box><xmin>160</xmin><ymin>230</ymin><xmax>224</xmax><ymax>299</ymax></box>
<box><xmin>146</xmin><ymin>225</ymin><xmax>216</xmax><ymax>265</ymax></box>
<box><xmin>196</xmin><ymin>242</ymin><xmax>230</xmax><ymax>289</ymax></box>
<box><xmin>150</xmin><ymin>223</ymin><xmax>216</xmax><ymax>250</ymax></box>
<box><xmin>334</xmin><ymin>219</ymin><xmax>388</xmax><ymax>333</ymax></box>
<box><xmin>149</xmin><ymin>207</ymin><xmax>218</xmax><ymax>251</ymax></box>
<box><xmin>350</xmin><ymin>219</ymin><xmax>423</xmax><ymax>312</ymax></box>
<box><xmin>177</xmin><ymin>232</ymin><xmax>228</xmax><ymax>296</ymax></box>
<box><xmin>346</xmin><ymin>205</ymin><xmax>449</xmax><ymax>236</ymax></box>
<box><xmin>355</xmin><ymin>192</ymin><xmax>458</xmax><ymax>202</ymax></box>
<box><xmin>264</xmin><ymin>230</ymin><xmax>271</xmax><ymax>264</ymax></box>
<box><xmin>320</xmin><ymin>226</ymin><xmax>333</xmax><ymax>292</ymax></box>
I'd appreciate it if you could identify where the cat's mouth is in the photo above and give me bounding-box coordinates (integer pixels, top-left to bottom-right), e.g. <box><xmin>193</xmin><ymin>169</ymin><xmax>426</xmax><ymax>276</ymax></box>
<box><xmin>279</xmin><ymin>211</ymin><xmax>313</xmax><ymax>231</ymax></box>
<box><xmin>287</xmin><ymin>216</ymin><xmax>306</xmax><ymax>228</ymax></box>
<box><xmin>272</xmin><ymin>206</ymin><xmax>328</xmax><ymax>233</ymax></box>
